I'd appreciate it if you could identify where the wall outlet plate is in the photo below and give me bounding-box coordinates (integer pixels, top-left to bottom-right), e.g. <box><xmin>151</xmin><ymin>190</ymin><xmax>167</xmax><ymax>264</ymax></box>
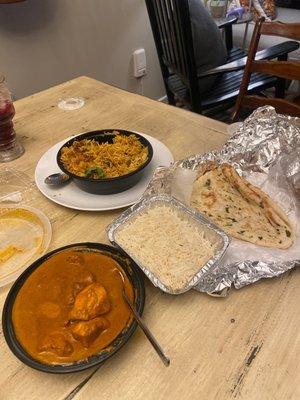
<box><xmin>133</xmin><ymin>49</ymin><xmax>147</xmax><ymax>78</ymax></box>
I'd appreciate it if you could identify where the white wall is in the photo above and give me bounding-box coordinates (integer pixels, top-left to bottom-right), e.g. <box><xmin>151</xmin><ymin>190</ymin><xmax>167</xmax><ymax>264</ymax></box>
<box><xmin>0</xmin><ymin>0</ymin><xmax>165</xmax><ymax>99</ymax></box>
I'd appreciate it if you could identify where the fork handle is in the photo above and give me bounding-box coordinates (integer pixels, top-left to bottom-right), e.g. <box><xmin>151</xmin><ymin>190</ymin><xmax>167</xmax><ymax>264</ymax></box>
<box><xmin>123</xmin><ymin>291</ymin><xmax>170</xmax><ymax>367</ymax></box>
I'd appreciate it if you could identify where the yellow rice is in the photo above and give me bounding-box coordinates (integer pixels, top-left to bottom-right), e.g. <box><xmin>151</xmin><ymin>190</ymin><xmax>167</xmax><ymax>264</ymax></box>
<box><xmin>60</xmin><ymin>131</ymin><xmax>149</xmax><ymax>179</ymax></box>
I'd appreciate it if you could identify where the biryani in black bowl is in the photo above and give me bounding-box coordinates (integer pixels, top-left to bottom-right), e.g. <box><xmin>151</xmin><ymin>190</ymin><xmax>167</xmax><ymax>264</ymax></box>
<box><xmin>56</xmin><ymin>129</ymin><xmax>153</xmax><ymax>195</ymax></box>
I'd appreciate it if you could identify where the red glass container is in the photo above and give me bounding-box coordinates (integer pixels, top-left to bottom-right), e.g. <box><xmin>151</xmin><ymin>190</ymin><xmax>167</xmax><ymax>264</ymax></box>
<box><xmin>0</xmin><ymin>76</ymin><xmax>24</xmax><ymax>162</ymax></box>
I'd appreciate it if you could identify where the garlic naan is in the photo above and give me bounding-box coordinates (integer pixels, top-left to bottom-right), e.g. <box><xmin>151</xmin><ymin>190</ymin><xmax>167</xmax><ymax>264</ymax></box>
<box><xmin>190</xmin><ymin>164</ymin><xmax>294</xmax><ymax>249</ymax></box>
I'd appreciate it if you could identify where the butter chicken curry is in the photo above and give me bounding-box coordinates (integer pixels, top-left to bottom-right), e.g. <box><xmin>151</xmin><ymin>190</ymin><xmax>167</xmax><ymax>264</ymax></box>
<box><xmin>12</xmin><ymin>250</ymin><xmax>134</xmax><ymax>365</ymax></box>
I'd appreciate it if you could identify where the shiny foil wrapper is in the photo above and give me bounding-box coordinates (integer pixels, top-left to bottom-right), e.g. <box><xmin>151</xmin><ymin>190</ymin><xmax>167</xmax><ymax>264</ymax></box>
<box><xmin>143</xmin><ymin>107</ymin><xmax>300</xmax><ymax>296</ymax></box>
<box><xmin>107</xmin><ymin>194</ymin><xmax>230</xmax><ymax>295</ymax></box>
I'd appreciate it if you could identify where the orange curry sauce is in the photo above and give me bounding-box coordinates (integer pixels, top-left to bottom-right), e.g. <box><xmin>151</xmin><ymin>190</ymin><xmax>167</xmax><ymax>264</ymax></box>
<box><xmin>12</xmin><ymin>250</ymin><xmax>134</xmax><ymax>365</ymax></box>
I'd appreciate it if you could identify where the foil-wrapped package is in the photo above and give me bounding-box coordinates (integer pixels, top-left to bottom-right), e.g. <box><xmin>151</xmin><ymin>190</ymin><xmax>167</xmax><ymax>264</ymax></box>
<box><xmin>143</xmin><ymin>107</ymin><xmax>300</xmax><ymax>296</ymax></box>
<box><xmin>277</xmin><ymin>148</ymin><xmax>300</xmax><ymax>198</ymax></box>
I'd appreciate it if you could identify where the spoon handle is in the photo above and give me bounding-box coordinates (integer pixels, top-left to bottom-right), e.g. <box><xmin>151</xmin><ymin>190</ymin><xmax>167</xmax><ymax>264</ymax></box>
<box><xmin>122</xmin><ymin>291</ymin><xmax>170</xmax><ymax>367</ymax></box>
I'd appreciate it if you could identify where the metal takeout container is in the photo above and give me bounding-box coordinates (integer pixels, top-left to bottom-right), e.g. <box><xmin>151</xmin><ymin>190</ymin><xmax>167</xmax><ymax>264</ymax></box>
<box><xmin>107</xmin><ymin>194</ymin><xmax>230</xmax><ymax>294</ymax></box>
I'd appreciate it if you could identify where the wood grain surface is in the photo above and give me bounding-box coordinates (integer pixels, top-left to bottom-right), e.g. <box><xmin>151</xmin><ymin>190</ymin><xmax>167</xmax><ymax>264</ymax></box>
<box><xmin>0</xmin><ymin>77</ymin><xmax>299</xmax><ymax>400</ymax></box>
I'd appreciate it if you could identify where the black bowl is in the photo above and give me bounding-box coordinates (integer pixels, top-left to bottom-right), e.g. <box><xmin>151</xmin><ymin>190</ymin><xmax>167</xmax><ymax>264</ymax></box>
<box><xmin>2</xmin><ymin>242</ymin><xmax>145</xmax><ymax>374</ymax></box>
<box><xmin>56</xmin><ymin>129</ymin><xmax>154</xmax><ymax>195</ymax></box>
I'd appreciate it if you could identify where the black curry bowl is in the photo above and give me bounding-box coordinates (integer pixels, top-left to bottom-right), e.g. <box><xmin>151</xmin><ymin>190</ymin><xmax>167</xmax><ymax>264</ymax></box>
<box><xmin>2</xmin><ymin>242</ymin><xmax>145</xmax><ymax>374</ymax></box>
<box><xmin>56</xmin><ymin>129</ymin><xmax>154</xmax><ymax>195</ymax></box>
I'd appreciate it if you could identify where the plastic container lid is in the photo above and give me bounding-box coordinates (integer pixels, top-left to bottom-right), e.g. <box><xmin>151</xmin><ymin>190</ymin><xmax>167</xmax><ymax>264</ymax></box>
<box><xmin>0</xmin><ymin>205</ymin><xmax>52</xmax><ymax>287</ymax></box>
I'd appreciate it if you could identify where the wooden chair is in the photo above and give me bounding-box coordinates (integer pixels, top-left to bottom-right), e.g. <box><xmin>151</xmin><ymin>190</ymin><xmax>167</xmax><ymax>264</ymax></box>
<box><xmin>231</xmin><ymin>18</ymin><xmax>300</xmax><ymax>120</ymax></box>
<box><xmin>145</xmin><ymin>0</ymin><xmax>299</xmax><ymax>120</ymax></box>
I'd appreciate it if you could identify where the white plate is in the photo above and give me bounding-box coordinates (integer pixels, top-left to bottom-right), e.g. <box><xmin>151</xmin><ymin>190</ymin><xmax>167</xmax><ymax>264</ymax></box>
<box><xmin>35</xmin><ymin>132</ymin><xmax>174</xmax><ymax>211</ymax></box>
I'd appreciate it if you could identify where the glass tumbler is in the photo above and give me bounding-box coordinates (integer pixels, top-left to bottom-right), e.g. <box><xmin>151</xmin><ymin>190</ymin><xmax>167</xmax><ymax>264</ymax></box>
<box><xmin>0</xmin><ymin>76</ymin><xmax>24</xmax><ymax>163</ymax></box>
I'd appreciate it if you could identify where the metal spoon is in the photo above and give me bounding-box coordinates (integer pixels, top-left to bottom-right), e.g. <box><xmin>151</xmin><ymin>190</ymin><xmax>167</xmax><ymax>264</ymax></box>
<box><xmin>44</xmin><ymin>173</ymin><xmax>70</xmax><ymax>186</ymax></box>
<box><xmin>122</xmin><ymin>289</ymin><xmax>170</xmax><ymax>367</ymax></box>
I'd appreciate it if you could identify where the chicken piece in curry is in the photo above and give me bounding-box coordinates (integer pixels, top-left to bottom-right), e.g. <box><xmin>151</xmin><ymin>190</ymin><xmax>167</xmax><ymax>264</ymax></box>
<box><xmin>69</xmin><ymin>283</ymin><xmax>110</xmax><ymax>321</ymax></box>
<box><xmin>39</xmin><ymin>331</ymin><xmax>74</xmax><ymax>357</ymax></box>
<box><xmin>12</xmin><ymin>250</ymin><xmax>134</xmax><ymax>365</ymax></box>
<box><xmin>70</xmin><ymin>317</ymin><xmax>109</xmax><ymax>347</ymax></box>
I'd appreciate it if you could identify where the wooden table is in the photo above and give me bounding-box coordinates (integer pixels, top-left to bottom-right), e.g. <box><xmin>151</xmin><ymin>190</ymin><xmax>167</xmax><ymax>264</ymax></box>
<box><xmin>0</xmin><ymin>77</ymin><xmax>299</xmax><ymax>400</ymax></box>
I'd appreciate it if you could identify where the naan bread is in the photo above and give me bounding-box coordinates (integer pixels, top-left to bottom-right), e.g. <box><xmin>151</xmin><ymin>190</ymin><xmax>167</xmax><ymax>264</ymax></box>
<box><xmin>190</xmin><ymin>163</ymin><xmax>294</xmax><ymax>249</ymax></box>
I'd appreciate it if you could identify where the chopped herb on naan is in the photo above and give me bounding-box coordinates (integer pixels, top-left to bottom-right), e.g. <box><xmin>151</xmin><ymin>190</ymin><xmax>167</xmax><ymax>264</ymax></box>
<box><xmin>190</xmin><ymin>164</ymin><xmax>294</xmax><ymax>249</ymax></box>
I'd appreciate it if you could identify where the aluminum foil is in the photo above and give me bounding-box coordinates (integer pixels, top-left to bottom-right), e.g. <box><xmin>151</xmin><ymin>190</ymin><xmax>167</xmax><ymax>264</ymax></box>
<box><xmin>142</xmin><ymin>107</ymin><xmax>300</xmax><ymax>296</ymax></box>
<box><xmin>107</xmin><ymin>194</ymin><xmax>230</xmax><ymax>295</ymax></box>
<box><xmin>278</xmin><ymin>148</ymin><xmax>300</xmax><ymax>198</ymax></box>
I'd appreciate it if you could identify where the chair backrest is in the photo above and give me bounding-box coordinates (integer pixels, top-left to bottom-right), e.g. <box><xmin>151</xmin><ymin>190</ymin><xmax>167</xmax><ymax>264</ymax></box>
<box><xmin>231</xmin><ymin>18</ymin><xmax>300</xmax><ymax>120</ymax></box>
<box><xmin>145</xmin><ymin>0</ymin><xmax>198</xmax><ymax>90</ymax></box>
